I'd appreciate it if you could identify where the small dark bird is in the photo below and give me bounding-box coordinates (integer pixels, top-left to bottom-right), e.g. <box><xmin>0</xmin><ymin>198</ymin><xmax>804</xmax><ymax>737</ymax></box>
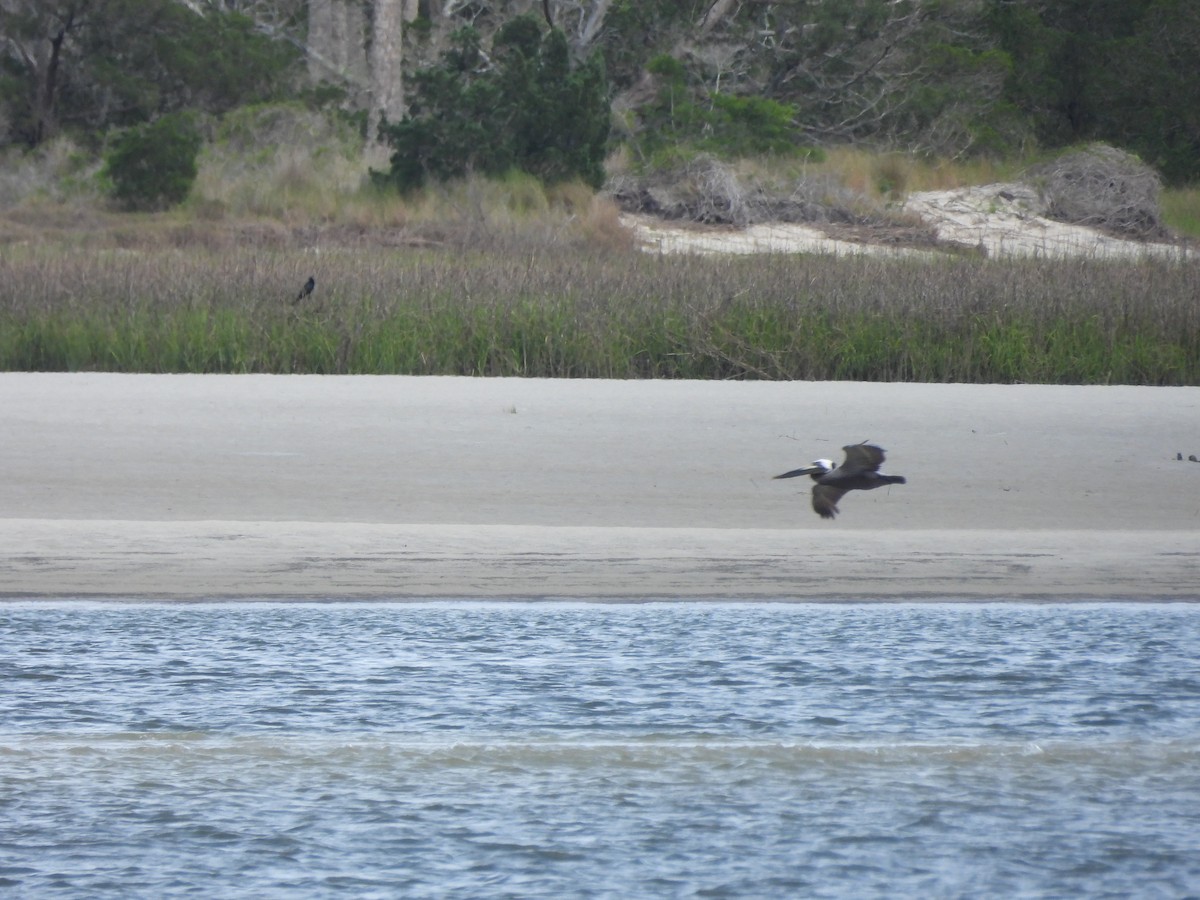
<box><xmin>775</xmin><ymin>441</ymin><xmax>906</xmax><ymax>519</ymax></box>
<box><xmin>295</xmin><ymin>276</ymin><xmax>315</xmax><ymax>303</ymax></box>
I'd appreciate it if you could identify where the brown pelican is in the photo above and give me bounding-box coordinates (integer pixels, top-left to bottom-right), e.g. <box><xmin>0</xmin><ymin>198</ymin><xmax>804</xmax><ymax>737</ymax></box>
<box><xmin>775</xmin><ymin>441</ymin><xmax>906</xmax><ymax>519</ymax></box>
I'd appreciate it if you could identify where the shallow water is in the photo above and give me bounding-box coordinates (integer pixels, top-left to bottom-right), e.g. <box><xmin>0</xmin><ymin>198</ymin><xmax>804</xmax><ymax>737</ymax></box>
<box><xmin>2</xmin><ymin>602</ymin><xmax>1198</xmax><ymax>898</ymax></box>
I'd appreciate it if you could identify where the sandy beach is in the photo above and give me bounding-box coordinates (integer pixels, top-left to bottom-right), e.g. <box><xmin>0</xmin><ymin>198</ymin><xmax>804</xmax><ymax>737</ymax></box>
<box><xmin>2</xmin><ymin>373</ymin><xmax>1198</xmax><ymax>600</ymax></box>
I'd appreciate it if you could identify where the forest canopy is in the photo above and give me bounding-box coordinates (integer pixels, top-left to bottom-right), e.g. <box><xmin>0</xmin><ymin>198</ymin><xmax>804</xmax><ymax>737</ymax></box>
<box><xmin>0</xmin><ymin>0</ymin><xmax>297</xmax><ymax>147</ymax></box>
<box><xmin>1</xmin><ymin>0</ymin><xmax>1197</xmax><ymax>184</ymax></box>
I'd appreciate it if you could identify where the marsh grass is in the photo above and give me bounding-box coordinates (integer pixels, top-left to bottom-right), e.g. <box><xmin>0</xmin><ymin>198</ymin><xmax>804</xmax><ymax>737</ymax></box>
<box><xmin>2</xmin><ymin>238</ymin><xmax>1197</xmax><ymax>383</ymax></box>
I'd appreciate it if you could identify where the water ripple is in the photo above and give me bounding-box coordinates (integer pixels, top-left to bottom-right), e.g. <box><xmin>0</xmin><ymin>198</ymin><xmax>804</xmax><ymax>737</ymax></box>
<box><xmin>2</xmin><ymin>601</ymin><xmax>1199</xmax><ymax>898</ymax></box>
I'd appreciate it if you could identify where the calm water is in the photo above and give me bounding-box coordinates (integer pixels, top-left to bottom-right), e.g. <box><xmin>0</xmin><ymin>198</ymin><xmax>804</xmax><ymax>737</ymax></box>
<box><xmin>2</xmin><ymin>602</ymin><xmax>1198</xmax><ymax>898</ymax></box>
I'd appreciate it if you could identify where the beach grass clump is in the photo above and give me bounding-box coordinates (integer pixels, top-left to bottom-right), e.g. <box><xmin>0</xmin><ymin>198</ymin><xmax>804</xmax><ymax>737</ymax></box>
<box><xmin>189</xmin><ymin>103</ymin><xmax>374</xmax><ymax>223</ymax></box>
<box><xmin>1</xmin><ymin>236</ymin><xmax>1197</xmax><ymax>384</ymax></box>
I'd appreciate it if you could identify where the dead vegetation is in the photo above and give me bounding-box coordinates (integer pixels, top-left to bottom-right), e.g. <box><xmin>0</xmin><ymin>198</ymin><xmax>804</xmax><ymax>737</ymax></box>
<box><xmin>1029</xmin><ymin>144</ymin><xmax>1166</xmax><ymax>239</ymax></box>
<box><xmin>608</xmin><ymin>154</ymin><xmax>883</xmax><ymax>228</ymax></box>
<box><xmin>610</xmin><ymin>143</ymin><xmax>1182</xmax><ymax>253</ymax></box>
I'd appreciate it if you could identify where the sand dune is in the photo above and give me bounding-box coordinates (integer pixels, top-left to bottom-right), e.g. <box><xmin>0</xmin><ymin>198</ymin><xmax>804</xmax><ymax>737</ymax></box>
<box><xmin>2</xmin><ymin>373</ymin><xmax>1198</xmax><ymax>600</ymax></box>
<box><xmin>625</xmin><ymin>181</ymin><xmax>1195</xmax><ymax>260</ymax></box>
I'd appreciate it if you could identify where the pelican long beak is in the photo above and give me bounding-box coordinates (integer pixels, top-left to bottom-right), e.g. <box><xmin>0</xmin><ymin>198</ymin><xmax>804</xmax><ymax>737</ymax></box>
<box><xmin>774</xmin><ymin>465</ymin><xmax>824</xmax><ymax>480</ymax></box>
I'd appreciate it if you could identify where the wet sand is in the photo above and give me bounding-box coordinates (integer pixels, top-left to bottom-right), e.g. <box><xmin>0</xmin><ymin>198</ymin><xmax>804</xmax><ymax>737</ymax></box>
<box><xmin>2</xmin><ymin>373</ymin><xmax>1198</xmax><ymax>600</ymax></box>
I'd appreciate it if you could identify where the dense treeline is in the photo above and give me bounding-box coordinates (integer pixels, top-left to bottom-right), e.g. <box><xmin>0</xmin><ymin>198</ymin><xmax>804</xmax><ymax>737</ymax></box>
<box><xmin>0</xmin><ymin>0</ymin><xmax>297</xmax><ymax>146</ymax></box>
<box><xmin>987</xmin><ymin>0</ymin><xmax>1200</xmax><ymax>183</ymax></box>
<box><xmin>2</xmin><ymin>1</ymin><xmax>1198</xmax><ymax>185</ymax></box>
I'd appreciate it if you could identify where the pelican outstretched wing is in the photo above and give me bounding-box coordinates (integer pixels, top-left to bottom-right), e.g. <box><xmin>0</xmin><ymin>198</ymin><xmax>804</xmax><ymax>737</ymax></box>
<box><xmin>812</xmin><ymin>484</ymin><xmax>846</xmax><ymax>519</ymax></box>
<box><xmin>841</xmin><ymin>442</ymin><xmax>886</xmax><ymax>474</ymax></box>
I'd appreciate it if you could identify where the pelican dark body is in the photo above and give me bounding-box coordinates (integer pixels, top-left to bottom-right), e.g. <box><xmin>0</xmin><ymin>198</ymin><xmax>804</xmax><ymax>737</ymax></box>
<box><xmin>776</xmin><ymin>442</ymin><xmax>906</xmax><ymax>519</ymax></box>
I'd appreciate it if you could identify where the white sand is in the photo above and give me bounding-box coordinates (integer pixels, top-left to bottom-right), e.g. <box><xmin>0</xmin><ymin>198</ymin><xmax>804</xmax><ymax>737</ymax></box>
<box><xmin>2</xmin><ymin>373</ymin><xmax>1198</xmax><ymax>600</ymax></box>
<box><xmin>902</xmin><ymin>183</ymin><xmax>1194</xmax><ymax>260</ymax></box>
<box><xmin>625</xmin><ymin>183</ymin><xmax>1195</xmax><ymax>260</ymax></box>
<box><xmin>625</xmin><ymin>214</ymin><xmax>934</xmax><ymax>258</ymax></box>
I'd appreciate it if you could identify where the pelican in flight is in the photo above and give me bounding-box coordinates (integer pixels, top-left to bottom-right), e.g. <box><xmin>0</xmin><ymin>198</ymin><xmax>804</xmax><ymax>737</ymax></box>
<box><xmin>775</xmin><ymin>441</ymin><xmax>906</xmax><ymax>519</ymax></box>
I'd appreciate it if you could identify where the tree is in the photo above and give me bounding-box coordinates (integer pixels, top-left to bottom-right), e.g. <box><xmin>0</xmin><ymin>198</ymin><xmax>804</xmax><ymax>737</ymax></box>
<box><xmin>987</xmin><ymin>0</ymin><xmax>1200</xmax><ymax>181</ymax></box>
<box><xmin>375</xmin><ymin>14</ymin><xmax>610</xmax><ymax>191</ymax></box>
<box><xmin>0</xmin><ymin>0</ymin><xmax>297</xmax><ymax>147</ymax></box>
<box><xmin>1113</xmin><ymin>0</ymin><xmax>1200</xmax><ymax>182</ymax></box>
<box><xmin>0</xmin><ymin>0</ymin><xmax>90</xmax><ymax>144</ymax></box>
<box><xmin>627</xmin><ymin>53</ymin><xmax>813</xmax><ymax>164</ymax></box>
<box><xmin>494</xmin><ymin>17</ymin><xmax>610</xmax><ymax>186</ymax></box>
<box><xmin>102</xmin><ymin>110</ymin><xmax>202</xmax><ymax>210</ymax></box>
<box><xmin>594</xmin><ymin>1</ymin><xmax>1022</xmax><ymax>160</ymax></box>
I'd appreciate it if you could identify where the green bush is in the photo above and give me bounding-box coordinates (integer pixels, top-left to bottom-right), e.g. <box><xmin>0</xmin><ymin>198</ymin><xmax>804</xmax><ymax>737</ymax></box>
<box><xmin>631</xmin><ymin>57</ymin><xmax>816</xmax><ymax>164</ymax></box>
<box><xmin>103</xmin><ymin>112</ymin><xmax>203</xmax><ymax>211</ymax></box>
<box><xmin>375</xmin><ymin>16</ymin><xmax>610</xmax><ymax>192</ymax></box>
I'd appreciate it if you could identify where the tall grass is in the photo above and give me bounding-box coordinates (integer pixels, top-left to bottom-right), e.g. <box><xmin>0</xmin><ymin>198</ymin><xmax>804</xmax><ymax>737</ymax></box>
<box><xmin>794</xmin><ymin>146</ymin><xmax>1023</xmax><ymax>199</ymax></box>
<box><xmin>1162</xmin><ymin>186</ymin><xmax>1200</xmax><ymax>239</ymax></box>
<box><xmin>2</xmin><ymin>240</ymin><xmax>1197</xmax><ymax>384</ymax></box>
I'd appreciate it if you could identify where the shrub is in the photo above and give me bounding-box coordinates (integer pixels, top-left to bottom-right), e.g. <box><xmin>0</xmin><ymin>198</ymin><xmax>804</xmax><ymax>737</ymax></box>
<box><xmin>375</xmin><ymin>16</ymin><xmax>610</xmax><ymax>192</ymax></box>
<box><xmin>1029</xmin><ymin>143</ymin><xmax>1165</xmax><ymax>239</ymax></box>
<box><xmin>609</xmin><ymin>154</ymin><xmax>869</xmax><ymax>229</ymax></box>
<box><xmin>629</xmin><ymin>54</ymin><xmax>817</xmax><ymax>165</ymax></box>
<box><xmin>103</xmin><ymin>113</ymin><xmax>203</xmax><ymax>211</ymax></box>
<box><xmin>189</xmin><ymin>103</ymin><xmax>372</xmax><ymax>220</ymax></box>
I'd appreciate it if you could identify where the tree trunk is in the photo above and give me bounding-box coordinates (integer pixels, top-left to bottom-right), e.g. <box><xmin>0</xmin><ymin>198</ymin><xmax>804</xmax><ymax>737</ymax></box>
<box><xmin>13</xmin><ymin>3</ymin><xmax>77</xmax><ymax>146</ymax></box>
<box><xmin>33</xmin><ymin>25</ymin><xmax>68</xmax><ymax>143</ymax></box>
<box><xmin>367</xmin><ymin>0</ymin><xmax>407</xmax><ymax>144</ymax></box>
<box><xmin>578</xmin><ymin>0</ymin><xmax>613</xmax><ymax>48</ymax></box>
<box><xmin>306</xmin><ymin>0</ymin><xmax>369</xmax><ymax>105</ymax></box>
<box><xmin>697</xmin><ymin>0</ymin><xmax>737</xmax><ymax>35</ymax></box>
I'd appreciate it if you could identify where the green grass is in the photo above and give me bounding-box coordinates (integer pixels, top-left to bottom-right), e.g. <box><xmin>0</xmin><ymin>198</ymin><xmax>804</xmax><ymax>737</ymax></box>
<box><xmin>1</xmin><ymin>241</ymin><xmax>1197</xmax><ymax>384</ymax></box>
<box><xmin>1162</xmin><ymin>186</ymin><xmax>1200</xmax><ymax>239</ymax></box>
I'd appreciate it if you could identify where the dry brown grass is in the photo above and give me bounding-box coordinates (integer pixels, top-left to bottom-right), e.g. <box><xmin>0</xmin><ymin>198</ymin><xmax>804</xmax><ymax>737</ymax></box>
<box><xmin>800</xmin><ymin>146</ymin><xmax>1019</xmax><ymax>198</ymax></box>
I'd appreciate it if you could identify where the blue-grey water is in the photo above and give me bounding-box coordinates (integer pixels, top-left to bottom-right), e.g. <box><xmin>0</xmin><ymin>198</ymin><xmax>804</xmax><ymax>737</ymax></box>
<box><xmin>2</xmin><ymin>602</ymin><xmax>1198</xmax><ymax>899</ymax></box>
